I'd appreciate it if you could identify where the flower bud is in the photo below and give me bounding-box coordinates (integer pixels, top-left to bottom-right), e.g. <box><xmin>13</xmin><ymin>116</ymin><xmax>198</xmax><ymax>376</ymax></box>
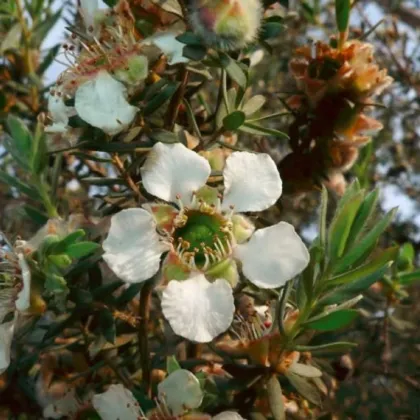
<box><xmin>189</xmin><ymin>0</ymin><xmax>262</xmax><ymax>51</ymax></box>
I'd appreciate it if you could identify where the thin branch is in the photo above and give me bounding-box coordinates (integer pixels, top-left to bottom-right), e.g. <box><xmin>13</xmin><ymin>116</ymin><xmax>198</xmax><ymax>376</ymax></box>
<box><xmin>138</xmin><ymin>279</ymin><xmax>154</xmax><ymax>397</ymax></box>
<box><xmin>112</xmin><ymin>153</ymin><xmax>144</xmax><ymax>203</ymax></box>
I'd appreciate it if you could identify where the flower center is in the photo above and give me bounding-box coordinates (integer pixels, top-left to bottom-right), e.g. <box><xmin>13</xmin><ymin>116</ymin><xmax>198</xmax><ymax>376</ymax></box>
<box><xmin>173</xmin><ymin>210</ymin><xmax>232</xmax><ymax>269</ymax></box>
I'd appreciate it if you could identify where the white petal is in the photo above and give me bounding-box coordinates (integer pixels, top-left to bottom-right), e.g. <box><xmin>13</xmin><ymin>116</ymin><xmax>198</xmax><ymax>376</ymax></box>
<box><xmin>46</xmin><ymin>94</ymin><xmax>70</xmax><ymax>133</ymax></box>
<box><xmin>15</xmin><ymin>253</ymin><xmax>31</xmax><ymax>312</ymax></box>
<box><xmin>141</xmin><ymin>142</ymin><xmax>210</xmax><ymax>204</ymax></box>
<box><xmin>42</xmin><ymin>388</ymin><xmax>81</xmax><ymax>419</ymax></box>
<box><xmin>75</xmin><ymin>71</ymin><xmax>138</xmax><ymax>135</ymax></box>
<box><xmin>102</xmin><ymin>208</ymin><xmax>169</xmax><ymax>283</ymax></box>
<box><xmin>0</xmin><ymin>319</ymin><xmax>15</xmax><ymax>374</ymax></box>
<box><xmin>162</xmin><ymin>275</ymin><xmax>234</xmax><ymax>343</ymax></box>
<box><xmin>142</xmin><ymin>33</ymin><xmax>189</xmax><ymax>65</ymax></box>
<box><xmin>92</xmin><ymin>384</ymin><xmax>141</xmax><ymax>420</ymax></box>
<box><xmin>80</xmin><ymin>0</ymin><xmax>98</xmax><ymax>28</ymax></box>
<box><xmin>158</xmin><ymin>369</ymin><xmax>203</xmax><ymax>415</ymax></box>
<box><xmin>222</xmin><ymin>152</ymin><xmax>282</xmax><ymax>212</ymax></box>
<box><xmin>235</xmin><ymin>222</ymin><xmax>309</xmax><ymax>289</ymax></box>
<box><xmin>213</xmin><ymin>412</ymin><xmax>245</xmax><ymax>420</ymax></box>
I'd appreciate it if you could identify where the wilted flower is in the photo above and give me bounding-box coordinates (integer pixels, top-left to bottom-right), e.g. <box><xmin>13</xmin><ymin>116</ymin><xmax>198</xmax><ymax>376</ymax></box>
<box><xmin>288</xmin><ymin>39</ymin><xmax>392</xmax><ymax>144</ymax></box>
<box><xmin>189</xmin><ymin>0</ymin><xmax>262</xmax><ymax>50</ymax></box>
<box><xmin>0</xmin><ymin>237</ymin><xmax>31</xmax><ymax>374</ymax></box>
<box><xmin>219</xmin><ymin>308</ymin><xmax>322</xmax><ymax>378</ymax></box>
<box><xmin>281</xmin><ymin>39</ymin><xmax>393</xmax><ymax>195</ymax></box>
<box><xmin>103</xmin><ymin>142</ymin><xmax>309</xmax><ymax>342</ymax></box>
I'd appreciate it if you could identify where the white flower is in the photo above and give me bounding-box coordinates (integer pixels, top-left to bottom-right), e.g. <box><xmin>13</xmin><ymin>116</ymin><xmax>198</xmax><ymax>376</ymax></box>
<box><xmin>213</xmin><ymin>413</ymin><xmax>245</xmax><ymax>420</ymax></box>
<box><xmin>0</xmin><ymin>242</ymin><xmax>31</xmax><ymax>374</ymax></box>
<box><xmin>103</xmin><ymin>142</ymin><xmax>309</xmax><ymax>342</ymax></box>
<box><xmin>42</xmin><ymin>388</ymin><xmax>83</xmax><ymax>419</ymax></box>
<box><xmin>161</xmin><ymin>274</ymin><xmax>235</xmax><ymax>343</ymax></box>
<box><xmin>157</xmin><ymin>369</ymin><xmax>203</xmax><ymax>415</ymax></box>
<box><xmin>0</xmin><ymin>320</ymin><xmax>14</xmax><ymax>373</ymax></box>
<box><xmin>80</xmin><ymin>0</ymin><xmax>99</xmax><ymax>30</ymax></box>
<box><xmin>45</xmin><ymin>92</ymin><xmax>73</xmax><ymax>133</ymax></box>
<box><xmin>92</xmin><ymin>384</ymin><xmax>142</xmax><ymax>420</ymax></box>
<box><xmin>75</xmin><ymin>70</ymin><xmax>139</xmax><ymax>135</ymax></box>
<box><xmin>93</xmin><ymin>370</ymin><xmax>203</xmax><ymax>419</ymax></box>
<box><xmin>142</xmin><ymin>33</ymin><xmax>189</xmax><ymax>65</ymax></box>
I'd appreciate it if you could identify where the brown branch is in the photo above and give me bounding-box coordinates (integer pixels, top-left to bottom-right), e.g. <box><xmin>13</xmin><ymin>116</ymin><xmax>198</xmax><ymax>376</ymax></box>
<box><xmin>112</xmin><ymin>153</ymin><xmax>144</xmax><ymax>203</ymax></box>
<box><xmin>165</xmin><ymin>67</ymin><xmax>189</xmax><ymax>131</ymax></box>
<box><xmin>376</xmin><ymin>0</ymin><xmax>420</xmax><ymax>28</ymax></box>
<box><xmin>138</xmin><ymin>280</ymin><xmax>153</xmax><ymax>397</ymax></box>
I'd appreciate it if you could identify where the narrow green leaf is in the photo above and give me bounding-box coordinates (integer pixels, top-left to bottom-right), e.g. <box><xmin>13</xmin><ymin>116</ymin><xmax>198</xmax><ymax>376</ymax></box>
<box><xmin>6</xmin><ymin>115</ymin><xmax>32</xmax><ymax>164</ymax></box>
<box><xmin>31</xmin><ymin>131</ymin><xmax>48</xmax><ymax>175</ymax></box>
<box><xmin>397</xmin><ymin>242</ymin><xmax>415</xmax><ymax>271</ymax></box>
<box><xmin>23</xmin><ymin>205</ymin><xmax>49</xmax><ymax>225</ymax></box>
<box><xmin>48</xmin><ymin>254</ymin><xmax>72</xmax><ymax>268</ymax></box>
<box><xmin>306</xmin><ymin>309</ymin><xmax>358</xmax><ymax>331</ymax></box>
<box><xmin>334</xmin><ymin>208</ymin><xmax>397</xmax><ymax>274</ymax></box>
<box><xmin>319</xmin><ymin>266</ymin><xmax>388</xmax><ymax>306</ymax></box>
<box><xmin>260</xmin><ymin>21</ymin><xmax>286</xmax><ymax>40</ymax></box>
<box><xmin>32</xmin><ymin>9</ymin><xmax>62</xmax><ymax>45</ymax></box>
<box><xmin>223</xmin><ymin>111</ymin><xmax>246</xmax><ymax>131</ymax></box>
<box><xmin>45</xmin><ymin>273</ymin><xmax>68</xmax><ymax>293</ymax></box>
<box><xmin>267</xmin><ymin>376</ymin><xmax>285</xmax><ymax>420</ymax></box>
<box><xmin>290</xmin><ymin>363</ymin><xmax>322</xmax><ymax>378</ymax></box>
<box><xmin>319</xmin><ymin>186</ymin><xmax>328</xmax><ymax>248</ymax></box>
<box><xmin>92</xmin><ymin>280</ymin><xmax>124</xmax><ymax>299</ymax></box>
<box><xmin>344</xmin><ymin>189</ymin><xmax>379</xmax><ymax>250</ymax></box>
<box><xmin>143</xmin><ymin>82</ymin><xmax>179</xmax><ymax>116</ymax></box>
<box><xmin>286</xmin><ymin>372</ymin><xmax>321</xmax><ymax>405</ymax></box>
<box><xmin>241</xmin><ymin>95</ymin><xmax>266</xmax><ymax>116</ymax></box>
<box><xmin>52</xmin><ymin>230</ymin><xmax>86</xmax><ymax>254</ymax></box>
<box><xmin>0</xmin><ymin>171</ymin><xmax>40</xmax><ymax>200</ymax></box>
<box><xmin>38</xmin><ymin>44</ymin><xmax>61</xmax><ymax>75</ymax></box>
<box><xmin>336</xmin><ymin>179</ymin><xmax>360</xmax><ymax>212</ymax></box>
<box><xmin>65</xmin><ymin>242</ymin><xmax>100</xmax><ymax>259</ymax></box>
<box><xmin>176</xmin><ymin>32</ymin><xmax>203</xmax><ymax>45</ymax></box>
<box><xmin>326</xmin><ymin>246</ymin><xmax>398</xmax><ymax>288</ymax></box>
<box><xmin>183</xmin><ymin>44</ymin><xmax>207</xmax><ymax>61</ymax></box>
<box><xmin>166</xmin><ymin>356</ymin><xmax>182</xmax><ymax>374</ymax></box>
<box><xmin>398</xmin><ymin>270</ymin><xmax>420</xmax><ymax>286</ymax></box>
<box><xmin>328</xmin><ymin>191</ymin><xmax>364</xmax><ymax>262</ymax></box>
<box><xmin>219</xmin><ymin>53</ymin><xmax>247</xmax><ymax>89</ymax></box>
<box><xmin>216</xmin><ymin>87</ymin><xmax>237</xmax><ymax>128</ymax></box>
<box><xmin>149</xmin><ymin>130</ymin><xmax>178</xmax><ymax>144</ymax></box>
<box><xmin>183</xmin><ymin>99</ymin><xmax>203</xmax><ymax>140</ymax></box>
<box><xmin>294</xmin><ymin>342</ymin><xmax>358</xmax><ymax>353</ymax></box>
<box><xmin>335</xmin><ymin>0</ymin><xmax>351</xmax><ymax>32</ymax></box>
<box><xmin>99</xmin><ymin>309</ymin><xmax>116</xmax><ymax>344</ymax></box>
<box><xmin>116</xmin><ymin>283</ymin><xmax>143</xmax><ymax>306</ymax></box>
<box><xmin>301</xmin><ymin>245</ymin><xmax>324</xmax><ymax>303</ymax></box>
<box><xmin>240</xmin><ymin>123</ymin><xmax>289</xmax><ymax>139</ymax></box>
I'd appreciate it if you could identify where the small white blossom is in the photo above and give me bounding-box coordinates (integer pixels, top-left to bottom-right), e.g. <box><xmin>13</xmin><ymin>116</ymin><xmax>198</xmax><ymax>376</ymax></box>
<box><xmin>93</xmin><ymin>370</ymin><xmax>203</xmax><ymax>419</ymax></box>
<box><xmin>45</xmin><ymin>92</ymin><xmax>73</xmax><ymax>133</ymax></box>
<box><xmin>103</xmin><ymin>142</ymin><xmax>309</xmax><ymax>342</ymax></box>
<box><xmin>75</xmin><ymin>70</ymin><xmax>139</xmax><ymax>135</ymax></box>
<box><xmin>0</xmin><ymin>239</ymin><xmax>31</xmax><ymax>374</ymax></box>
<box><xmin>142</xmin><ymin>32</ymin><xmax>189</xmax><ymax>65</ymax></box>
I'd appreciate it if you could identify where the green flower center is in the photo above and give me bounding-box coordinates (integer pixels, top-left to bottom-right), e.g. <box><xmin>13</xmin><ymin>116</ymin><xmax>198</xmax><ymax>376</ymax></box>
<box><xmin>173</xmin><ymin>210</ymin><xmax>230</xmax><ymax>268</ymax></box>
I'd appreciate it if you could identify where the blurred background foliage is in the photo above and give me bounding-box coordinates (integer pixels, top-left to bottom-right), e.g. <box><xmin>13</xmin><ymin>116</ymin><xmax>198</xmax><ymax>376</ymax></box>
<box><xmin>0</xmin><ymin>0</ymin><xmax>419</xmax><ymax>418</ymax></box>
